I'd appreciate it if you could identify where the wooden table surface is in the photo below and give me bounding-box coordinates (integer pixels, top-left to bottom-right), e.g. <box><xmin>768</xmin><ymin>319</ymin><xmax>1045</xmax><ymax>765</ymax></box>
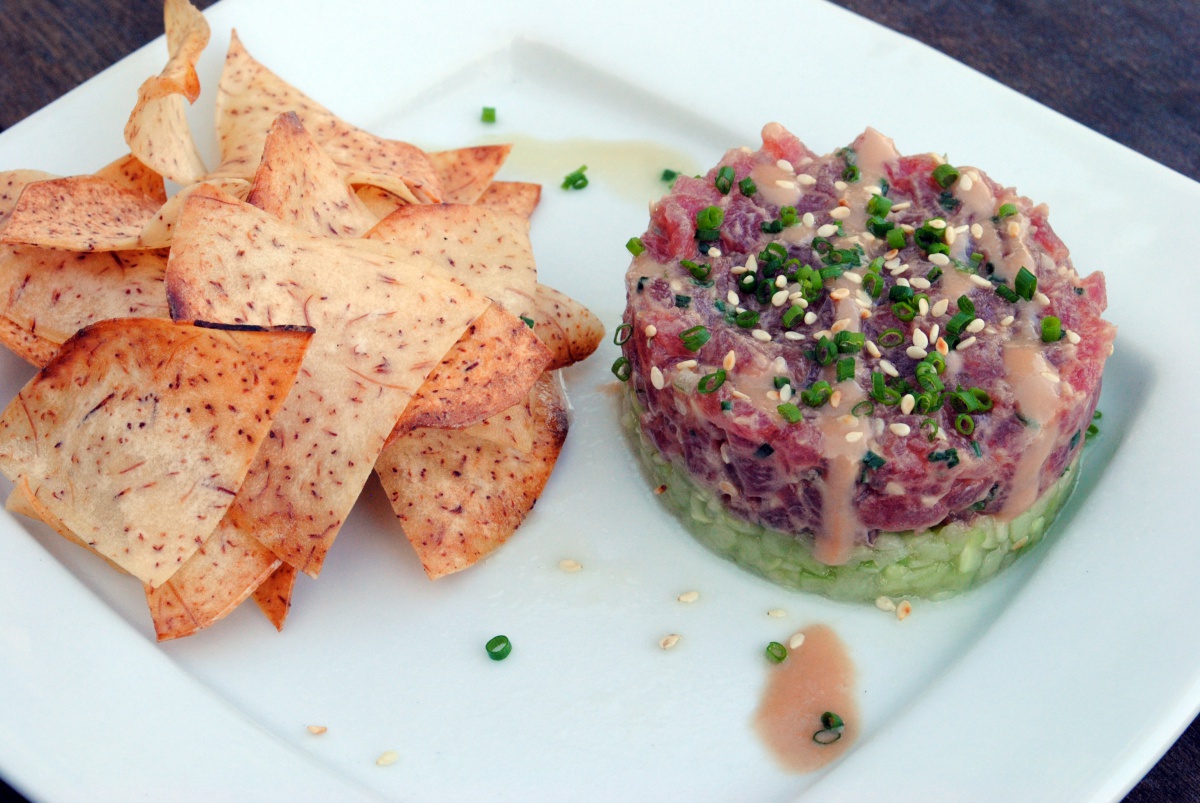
<box><xmin>0</xmin><ymin>1</ymin><xmax>1197</xmax><ymax>800</ymax></box>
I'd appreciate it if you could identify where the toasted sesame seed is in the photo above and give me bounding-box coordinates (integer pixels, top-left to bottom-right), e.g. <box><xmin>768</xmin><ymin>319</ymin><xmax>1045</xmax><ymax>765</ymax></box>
<box><xmin>751</xmin><ymin>329</ymin><xmax>772</xmax><ymax>342</ymax></box>
<box><xmin>906</xmin><ymin>345</ymin><xmax>928</xmax><ymax>360</ymax></box>
<box><xmin>707</xmin><ymin>247</ymin><xmax>722</xmax><ymax>258</ymax></box>
<box><xmin>829</xmin><ymin>206</ymin><xmax>851</xmax><ymax>220</ymax></box>
<box><xmin>968</xmin><ymin>274</ymin><xmax>993</xmax><ymax>288</ymax></box>
<box><xmin>970</xmin><ymin>223</ymin><xmax>983</xmax><ymax>238</ymax></box>
<box><xmin>654</xmin><ymin>484</ymin><xmax>667</xmax><ymax>494</ymax></box>
<box><xmin>957</xmin><ymin>335</ymin><xmax>978</xmax><ymax>350</ymax></box>
<box><xmin>829</xmin><ymin>287</ymin><xmax>851</xmax><ymax>301</ymax></box>
<box><xmin>817</xmin><ymin>223</ymin><xmax>839</xmax><ymax>237</ymax></box>
<box><xmin>931</xmin><ymin>298</ymin><xmax>950</xmax><ymax>317</ymax></box>
<box><xmin>678</xmin><ymin>590</ymin><xmax>700</xmax><ymax>603</ymax></box>
<box><xmin>1034</xmin><ymin>291</ymin><xmax>1051</xmax><ymax>306</ymax></box>
<box><xmin>746</xmin><ymin>254</ymin><xmax>758</xmax><ymax>273</ymax></box>
<box><xmin>659</xmin><ymin>634</ymin><xmax>681</xmax><ymax>650</ymax></box>
<box><xmin>718</xmin><ymin>479</ymin><xmax>739</xmax><ymax>496</ymax></box>
<box><xmin>796</xmin><ymin>174</ymin><xmax>817</xmax><ymax>187</ymax></box>
<box><xmin>831</xmin><ymin>317</ymin><xmax>852</xmax><ymax>333</ymax></box>
<box><xmin>928</xmin><ymin>219</ymin><xmax>947</xmax><ymax>230</ymax></box>
<box><xmin>307</xmin><ymin>725</ymin><xmax>328</xmax><ymax>735</ymax></box>
<box><xmin>865</xmin><ymin>340</ymin><xmax>881</xmax><ymax>358</ymax></box>
<box><xmin>723</xmin><ymin>350</ymin><xmax>737</xmax><ymax>371</ymax></box>
<box><xmin>788</xmin><ymin>632</ymin><xmax>807</xmax><ymax>650</ymax></box>
<box><xmin>767</xmin><ymin>608</ymin><xmax>787</xmax><ymax>618</ymax></box>
<box><xmin>966</xmin><ymin>318</ymin><xmax>986</xmax><ymax>334</ymax></box>
<box><xmin>1066</xmin><ymin>329</ymin><xmax>1081</xmax><ymax>345</ymax></box>
<box><xmin>771</xmin><ymin>289</ymin><xmax>789</xmax><ymax>307</ymax></box>
<box><xmin>783</xmin><ymin>331</ymin><xmax>805</xmax><ymax>341</ymax></box>
<box><xmin>845</xmin><ymin>431</ymin><xmax>864</xmax><ymax>443</ymax></box>
<box><xmin>644</xmin><ymin>324</ymin><xmax>657</xmax><ymax>338</ymax></box>
<box><xmin>891</xmin><ymin>201</ymin><xmax>912</xmax><ymax>211</ymax></box>
<box><xmin>775</xmin><ymin>274</ymin><xmax>788</xmax><ymax>289</ymax></box>
<box><xmin>650</xmin><ymin>366</ymin><xmax>665</xmax><ymax>389</ymax></box>
<box><xmin>879</xmin><ymin>359</ymin><xmax>899</xmax><ymax>377</ymax></box>
<box><xmin>928</xmin><ymin>252</ymin><xmax>950</xmax><ymax>266</ymax></box>
<box><xmin>802</xmin><ymin>211</ymin><xmax>816</xmax><ymax>227</ymax></box>
<box><xmin>918</xmin><ymin>297</ymin><xmax>930</xmax><ymax>316</ymax></box>
<box><xmin>1000</xmin><ymin>315</ymin><xmax>1015</xmax><ymax>326</ymax></box>
<box><xmin>936</xmin><ymin>337</ymin><xmax>949</xmax><ymax>355</ymax></box>
<box><xmin>377</xmin><ymin>751</ymin><xmax>399</xmax><ymax>767</ymax></box>
<box><xmin>775</xmin><ymin>179</ymin><xmax>797</xmax><ymax>190</ymax></box>
<box><xmin>678</xmin><ymin>359</ymin><xmax>697</xmax><ymax>370</ymax></box>
<box><xmin>829</xmin><ymin>389</ymin><xmax>843</xmax><ymax>407</ymax></box>
<box><xmin>559</xmin><ymin>558</ymin><xmax>582</xmax><ymax>572</ymax></box>
<box><xmin>803</xmin><ymin>311</ymin><xmax>818</xmax><ymax>325</ymax></box>
<box><xmin>776</xmin><ymin>159</ymin><xmax>794</xmax><ymax>173</ymax></box>
<box><xmin>875</xmin><ymin>596</ymin><xmax>896</xmax><ymax>612</ymax></box>
<box><xmin>910</xmin><ymin>277</ymin><xmax>932</xmax><ymax>290</ymax></box>
<box><xmin>1007</xmin><ymin>221</ymin><xmax>1021</xmax><ymax>237</ymax></box>
<box><xmin>959</xmin><ymin>173</ymin><xmax>974</xmax><ymax>192</ymax></box>
<box><xmin>896</xmin><ymin>600</ymin><xmax>913</xmax><ymax>621</ymax></box>
<box><xmin>900</xmin><ymin>394</ymin><xmax>916</xmax><ymax>415</ymax></box>
<box><xmin>843</xmin><ymin>271</ymin><xmax>863</xmax><ymax>284</ymax></box>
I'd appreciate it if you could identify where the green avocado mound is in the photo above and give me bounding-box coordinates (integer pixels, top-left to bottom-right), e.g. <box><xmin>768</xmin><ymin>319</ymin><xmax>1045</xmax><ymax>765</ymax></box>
<box><xmin>622</xmin><ymin>388</ymin><xmax>1080</xmax><ymax>603</ymax></box>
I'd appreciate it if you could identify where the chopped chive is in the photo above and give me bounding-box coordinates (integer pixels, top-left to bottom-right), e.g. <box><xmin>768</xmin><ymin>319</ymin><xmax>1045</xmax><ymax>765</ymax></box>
<box><xmin>1015</xmin><ymin>266</ymin><xmax>1037</xmax><ymax>300</ymax></box>
<box><xmin>997</xmin><ymin>202</ymin><xmax>1019</xmax><ymax>218</ymax></box>
<box><xmin>834</xmin><ymin>331</ymin><xmax>865</xmax><ymax>353</ymax></box>
<box><xmin>800</xmin><ymin>380</ymin><xmax>833</xmax><ymax>408</ymax></box>
<box><xmin>561</xmin><ymin>165</ymin><xmax>588</xmax><ymax>190</ymax></box>
<box><xmin>920</xmin><ymin>417</ymin><xmax>939</xmax><ymax>441</ymax></box>
<box><xmin>765</xmin><ymin>642</ymin><xmax>788</xmax><ymax>663</ymax></box>
<box><xmin>715</xmin><ymin>165</ymin><xmax>736</xmax><ymax>194</ymax></box>
<box><xmin>995</xmin><ymin>284</ymin><xmax>1020</xmax><ymax>303</ymax></box>
<box><xmin>892</xmin><ymin>302</ymin><xmax>916</xmax><ymax>322</ymax></box>
<box><xmin>735</xmin><ymin>309</ymin><xmax>760</xmax><ymax>328</ymax></box>
<box><xmin>720</xmin><ymin>399</ymin><xmax>733</xmax><ymax>411</ymax></box>
<box><xmin>481</xmin><ymin>106</ymin><xmax>496</xmax><ymax>123</ymax></box>
<box><xmin>738</xmin><ymin>177</ymin><xmax>757</xmax><ymax>196</ymax></box>
<box><xmin>485</xmin><ymin>634</ymin><xmax>512</xmax><ymax>660</ymax></box>
<box><xmin>928</xmin><ymin>448</ymin><xmax>960</xmax><ymax>468</ymax></box>
<box><xmin>970</xmin><ymin>440</ymin><xmax>983</xmax><ymax>458</ymax></box>
<box><xmin>626</xmin><ymin>237</ymin><xmax>645</xmax><ymax>256</ymax></box>
<box><xmin>698</xmin><ymin>369</ymin><xmax>727</xmax><ymax>394</ymax></box>
<box><xmin>957</xmin><ymin>295</ymin><xmax>975</xmax><ymax>316</ymax></box>
<box><xmin>679</xmin><ymin>325</ymin><xmax>709</xmax><ymax>351</ymax></box>
<box><xmin>782</xmin><ymin>305</ymin><xmax>805</xmax><ymax>328</ymax></box>
<box><xmin>955</xmin><ymin>413</ymin><xmax>975</xmax><ymax>435</ymax></box>
<box><xmin>879</xmin><ymin>328</ymin><xmax>904</xmax><ymax>348</ymax></box>
<box><xmin>1041</xmin><ymin>315</ymin><xmax>1063</xmax><ymax>342</ymax></box>
<box><xmin>612</xmin><ymin>323</ymin><xmax>632</xmax><ymax>345</ymax></box>
<box><xmin>851</xmin><ymin>399</ymin><xmax>875</xmax><ymax>417</ymax></box>
<box><xmin>778</xmin><ymin>402</ymin><xmax>804</xmax><ymax>423</ymax></box>
<box><xmin>696</xmin><ymin>205</ymin><xmax>724</xmax><ymax>231</ymax></box>
<box><xmin>519</xmin><ymin>315</ymin><xmax>535</xmax><ymax>329</ymax></box>
<box><xmin>867</xmin><ymin>195</ymin><xmax>894</xmax><ymax>217</ymax></box>
<box><xmin>932</xmin><ymin>163</ymin><xmax>959</xmax><ymax>188</ymax></box>
<box><xmin>780</xmin><ymin>206</ymin><xmax>798</xmax><ymax>227</ymax></box>
<box><xmin>681</xmin><ymin>259</ymin><xmax>711</xmax><ymax>281</ymax></box>
<box><xmin>1093</xmin><ymin>410</ymin><xmax>1103</xmax><ymax>420</ymax></box>
<box><xmin>862</xmin><ymin>272</ymin><xmax>884</xmax><ymax>299</ymax></box>
<box><xmin>661</xmin><ymin>168</ymin><xmax>680</xmax><ymax>182</ymax></box>
<box><xmin>674</xmin><ymin>294</ymin><xmax>692</xmax><ymax>309</ymax></box>
<box><xmin>862</xmin><ymin>450</ymin><xmax>886</xmax><ymax>470</ymax></box>
<box><xmin>1086</xmin><ymin>422</ymin><xmax>1100</xmax><ymax>439</ymax></box>
<box><xmin>611</xmin><ymin>357</ymin><xmax>631</xmax><ymax>381</ymax></box>
<box><xmin>886</xmin><ymin>228</ymin><xmax>907</xmax><ymax>250</ymax></box>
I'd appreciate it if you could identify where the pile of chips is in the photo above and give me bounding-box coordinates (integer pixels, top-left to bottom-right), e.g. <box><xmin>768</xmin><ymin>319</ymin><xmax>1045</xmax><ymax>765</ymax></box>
<box><xmin>0</xmin><ymin>0</ymin><xmax>602</xmax><ymax>640</ymax></box>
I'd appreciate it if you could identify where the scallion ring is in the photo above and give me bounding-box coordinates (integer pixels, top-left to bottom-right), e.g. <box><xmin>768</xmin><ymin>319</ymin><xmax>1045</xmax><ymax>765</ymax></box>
<box><xmin>611</xmin><ymin>356</ymin><xmax>631</xmax><ymax>381</ymax></box>
<box><xmin>485</xmin><ymin>635</ymin><xmax>512</xmax><ymax>661</ymax></box>
<box><xmin>613</xmin><ymin>323</ymin><xmax>633</xmax><ymax>346</ymax></box>
<box><xmin>697</xmin><ymin>369</ymin><xmax>727</xmax><ymax>394</ymax></box>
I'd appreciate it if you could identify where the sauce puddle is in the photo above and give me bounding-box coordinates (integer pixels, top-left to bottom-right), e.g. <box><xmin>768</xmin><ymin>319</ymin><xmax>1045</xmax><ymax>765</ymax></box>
<box><xmin>753</xmin><ymin>624</ymin><xmax>858</xmax><ymax>772</ymax></box>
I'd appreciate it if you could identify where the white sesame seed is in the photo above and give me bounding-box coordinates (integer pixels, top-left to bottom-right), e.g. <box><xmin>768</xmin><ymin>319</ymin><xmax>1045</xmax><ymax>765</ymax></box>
<box><xmin>719</xmin><ymin>480</ymin><xmax>739</xmax><ymax>496</ymax></box>
<box><xmin>955</xmin><ymin>224</ymin><xmax>969</xmax><ymax>234</ymax></box>
<box><xmin>929</xmin><ymin>323</ymin><xmax>940</xmax><ymax>341</ymax></box>
<box><xmin>928</xmin><ymin>219</ymin><xmax>947</xmax><ymax>230</ymax></box>
<box><xmin>900</xmin><ymin>394</ymin><xmax>916</xmax><ymax>415</ymax></box>
<box><xmin>845</xmin><ymin>431</ymin><xmax>864</xmax><ymax>443</ymax></box>
<box><xmin>968</xmin><ymin>274</ymin><xmax>993</xmax><ymax>288</ymax></box>
<box><xmin>788</xmin><ymin>632</ymin><xmax>807</xmax><ymax>650</ymax></box>
<box><xmin>644</xmin><ymin>324</ymin><xmax>657</xmax><ymax>338</ymax></box>
<box><xmin>669</xmin><ymin>279</ymin><xmax>683</xmax><ymax>292</ymax></box>
<box><xmin>971</xmin><ymin>223</ymin><xmax>983</xmax><ymax>238</ymax></box>
<box><xmin>707</xmin><ymin>247</ymin><xmax>722</xmax><ymax>258</ymax></box>
<box><xmin>838</xmin><ymin>414</ymin><xmax>856</xmax><ymax>426</ymax></box>
<box><xmin>772</xmin><ymin>289</ymin><xmax>789</xmax><ymax>307</ymax></box>
<box><xmin>732</xmin><ymin>390</ymin><xmax>750</xmax><ymax>400</ymax></box>
<box><xmin>731</xmin><ymin>264</ymin><xmax>748</xmax><ymax>275</ymax></box>
<box><xmin>918</xmin><ymin>297</ymin><xmax>930</xmax><ymax>316</ymax></box>
<box><xmin>817</xmin><ymin>223</ymin><xmax>839</xmax><ymax>237</ymax></box>
<box><xmin>829</xmin><ymin>206</ymin><xmax>851</xmax><ymax>220</ymax></box>
<box><xmin>891</xmin><ymin>201</ymin><xmax>912</xmax><ymax>211</ymax></box>
<box><xmin>910</xmin><ymin>277</ymin><xmax>932</xmax><ymax>290</ymax></box>
<box><xmin>906</xmin><ymin>345</ymin><xmax>928</xmax><ymax>360</ymax></box>
<box><xmin>720</xmin><ymin>443</ymin><xmax>731</xmax><ymax>464</ymax></box>
<box><xmin>559</xmin><ymin>558</ymin><xmax>582</xmax><ymax>572</ymax></box>
<box><xmin>659</xmin><ymin>634</ymin><xmax>681</xmax><ymax>650</ymax></box>
<box><xmin>945</xmin><ymin>226</ymin><xmax>957</xmax><ymax>245</ymax></box>
<box><xmin>957</xmin><ymin>335</ymin><xmax>978</xmax><ymax>350</ymax></box>
<box><xmin>783</xmin><ymin>331</ymin><xmax>805</xmax><ymax>341</ymax></box>
<box><xmin>776</xmin><ymin>159</ymin><xmax>795</xmax><ymax>173</ymax></box>
<box><xmin>843</xmin><ymin>272</ymin><xmax>866</xmax><ymax>288</ymax></box>
<box><xmin>677</xmin><ymin>359</ymin><xmax>697</xmax><ymax>370</ymax></box>
<box><xmin>1007</xmin><ymin>221</ymin><xmax>1021</xmax><ymax>237</ymax></box>
<box><xmin>829</xmin><ymin>389</ymin><xmax>843</xmax><ymax>407</ymax></box>
<box><xmin>678</xmin><ymin>590</ymin><xmax>700</xmax><ymax>603</ymax></box>
<box><xmin>879</xmin><ymin>359</ymin><xmax>899</xmax><ymax>377</ymax></box>
<box><xmin>307</xmin><ymin>725</ymin><xmax>328</xmax><ymax>735</ymax></box>
<box><xmin>966</xmin><ymin>318</ymin><xmax>986</xmax><ymax>334</ymax></box>
<box><xmin>1041</xmin><ymin>371</ymin><xmax>1061</xmax><ymax>383</ymax></box>
<box><xmin>780</xmin><ymin>384</ymin><xmax>794</xmax><ymax>402</ymax></box>
<box><xmin>746</xmin><ymin>254</ymin><xmax>758</xmax><ymax>273</ymax></box>
<box><xmin>802</xmin><ymin>211</ymin><xmax>816</xmax><ymax>226</ymax></box>
<box><xmin>1000</xmin><ymin>315</ymin><xmax>1015</xmax><ymax>326</ymax></box>
<box><xmin>834</xmin><ymin>180</ymin><xmax>848</xmax><ymax>191</ymax></box>
<box><xmin>896</xmin><ymin>599</ymin><xmax>913</xmax><ymax>621</ymax></box>
<box><xmin>928</xmin><ymin>252</ymin><xmax>950</xmax><ymax>266</ymax></box>
<box><xmin>865</xmin><ymin>340</ymin><xmax>881</xmax><ymax>358</ymax></box>
<box><xmin>875</xmin><ymin>596</ymin><xmax>897</xmax><ymax>612</ymax></box>
<box><xmin>1066</xmin><ymin>329</ymin><xmax>1081</xmax><ymax>345</ymax></box>
<box><xmin>751</xmin><ymin>329</ymin><xmax>772</xmax><ymax>342</ymax></box>
<box><xmin>767</xmin><ymin>608</ymin><xmax>787</xmax><ymax>618</ymax></box>
<box><xmin>727</xmin><ymin>290</ymin><xmax>740</xmax><ymax>306</ymax></box>
<box><xmin>796</xmin><ymin>174</ymin><xmax>817</xmax><ymax>187</ymax></box>
<box><xmin>959</xmin><ymin>174</ymin><xmax>974</xmax><ymax>192</ymax></box>
<box><xmin>803</xmin><ymin>311</ymin><xmax>818</xmax><ymax>325</ymax></box>
<box><xmin>723</xmin><ymin>350</ymin><xmax>736</xmax><ymax>371</ymax></box>
<box><xmin>377</xmin><ymin>751</ymin><xmax>399</xmax><ymax>767</ymax></box>
<box><xmin>931</xmin><ymin>298</ymin><xmax>950</xmax><ymax>317</ymax></box>
<box><xmin>889</xmin><ymin>422</ymin><xmax>911</xmax><ymax>436</ymax></box>
<box><xmin>913</xmin><ymin>328</ymin><xmax>930</xmax><ymax>348</ymax></box>
<box><xmin>775</xmin><ymin>274</ymin><xmax>788</xmax><ymax>289</ymax></box>
<box><xmin>896</xmin><ymin>277</ymin><xmax>911</xmax><ymax>288</ymax></box>
<box><xmin>650</xmin><ymin>366</ymin><xmax>664</xmax><ymax>389</ymax></box>
<box><xmin>888</xmin><ymin>263</ymin><xmax>910</xmax><ymax>277</ymax></box>
<box><xmin>884</xmin><ymin>257</ymin><xmax>901</xmax><ymax>270</ymax></box>
<box><xmin>813</xmin><ymin>330</ymin><xmax>832</xmax><ymax>341</ymax></box>
<box><xmin>831</xmin><ymin>317</ymin><xmax>852</xmax><ymax>333</ymax></box>
<box><xmin>774</xmin><ymin>179</ymin><xmax>797</xmax><ymax>190</ymax></box>
<box><xmin>772</xmin><ymin>354</ymin><xmax>787</xmax><ymax>371</ymax></box>
<box><xmin>1034</xmin><ymin>291</ymin><xmax>1051</xmax><ymax>306</ymax></box>
<box><xmin>830</xmin><ymin>288</ymin><xmax>851</xmax><ymax>302</ymax></box>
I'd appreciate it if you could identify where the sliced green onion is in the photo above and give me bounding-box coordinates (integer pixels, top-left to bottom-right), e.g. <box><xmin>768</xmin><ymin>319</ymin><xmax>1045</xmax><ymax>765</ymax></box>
<box><xmin>765</xmin><ymin>642</ymin><xmax>788</xmax><ymax>663</ymax></box>
<box><xmin>892</xmin><ymin>302</ymin><xmax>916</xmax><ymax>322</ymax></box>
<box><xmin>862</xmin><ymin>451</ymin><xmax>886</xmax><ymax>470</ymax></box>
<box><xmin>715</xmin><ymin>165</ymin><xmax>735</xmax><ymax>195</ymax></box>
<box><xmin>738</xmin><ymin>273</ymin><xmax>758</xmax><ymax>292</ymax></box>
<box><xmin>957</xmin><ymin>295</ymin><xmax>975</xmax><ymax>316</ymax></box>
<box><xmin>801</xmin><ymin>380</ymin><xmax>833</xmax><ymax>408</ymax></box>
<box><xmin>777</xmin><ymin>402</ymin><xmax>804</xmax><ymax>423</ymax></box>
<box><xmin>611</xmin><ymin>357</ymin><xmax>631</xmax><ymax>381</ymax></box>
<box><xmin>735</xmin><ymin>310</ymin><xmax>760</xmax><ymax>328</ymax></box>
<box><xmin>939</xmin><ymin>191</ymin><xmax>962</xmax><ymax>212</ymax></box>
<box><xmin>738</xmin><ymin>177</ymin><xmax>757</xmax><ymax>196</ymax></box>
<box><xmin>562</xmin><ymin>165</ymin><xmax>588</xmax><ymax>190</ymax></box>
<box><xmin>886</xmin><ymin>228</ymin><xmax>907</xmax><ymax>250</ymax></box>
<box><xmin>519</xmin><ymin>315</ymin><xmax>535</xmax><ymax>329</ymax></box>
<box><xmin>720</xmin><ymin>400</ymin><xmax>733</xmax><ymax>411</ymax></box>
<box><xmin>1087</xmin><ymin>422</ymin><xmax>1100</xmax><ymax>439</ymax></box>
<box><xmin>481</xmin><ymin>106</ymin><xmax>496</xmax><ymax>123</ymax></box>
<box><xmin>780</xmin><ymin>206</ymin><xmax>798</xmax><ymax>227</ymax></box>
<box><xmin>955</xmin><ymin>413</ymin><xmax>975</xmax><ymax>435</ymax></box>
<box><xmin>811</xmin><ymin>336</ymin><xmax>837</xmax><ymax>366</ymax></box>
<box><xmin>696</xmin><ymin>205</ymin><xmax>724</xmax><ymax>231</ymax></box>
<box><xmin>613</xmin><ymin>323</ymin><xmax>633</xmax><ymax>345</ymax></box>
<box><xmin>851</xmin><ymin>399</ymin><xmax>875</xmax><ymax>417</ymax></box>
<box><xmin>889</xmin><ymin>284</ymin><xmax>915</xmax><ymax>303</ymax></box>
<box><xmin>485</xmin><ymin>634</ymin><xmax>512</xmax><ymax>660</ymax></box>
<box><xmin>698</xmin><ymin>369</ymin><xmax>727</xmax><ymax>394</ymax></box>
<box><xmin>1015</xmin><ymin>266</ymin><xmax>1037</xmax><ymax>300</ymax></box>
<box><xmin>773</xmin><ymin>376</ymin><xmax>792</xmax><ymax>390</ymax></box>
<box><xmin>1041</xmin><ymin>315</ymin><xmax>1063</xmax><ymax>342</ymax></box>
<box><xmin>1093</xmin><ymin>410</ymin><xmax>1103</xmax><ymax>420</ymax></box>
<box><xmin>674</xmin><ymin>294</ymin><xmax>692</xmax><ymax>309</ymax></box>
<box><xmin>679</xmin><ymin>325</ymin><xmax>710</xmax><ymax>352</ymax></box>
<box><xmin>862</xmin><ymin>272</ymin><xmax>884</xmax><ymax>299</ymax></box>
<box><xmin>921</xmin><ymin>417</ymin><xmax>939</xmax><ymax>441</ymax></box>
<box><xmin>970</xmin><ymin>440</ymin><xmax>983</xmax><ymax>458</ymax></box>
<box><xmin>834</xmin><ymin>331</ymin><xmax>865</xmax><ymax>353</ymax></box>
<box><xmin>626</xmin><ymin>237</ymin><xmax>645</xmax><ymax>256</ymax></box>
<box><xmin>821</xmin><ymin>712</ymin><xmax>845</xmax><ymax>730</ymax></box>
<box><xmin>925</xmin><ymin>266</ymin><xmax>943</xmax><ymax>282</ymax></box>
<box><xmin>761</xmin><ymin>219</ymin><xmax>784</xmax><ymax>235</ymax></box>
<box><xmin>928</xmin><ymin>448</ymin><xmax>960</xmax><ymax>468</ymax></box>
<box><xmin>945</xmin><ymin>311</ymin><xmax>973</xmax><ymax>337</ymax></box>
<box><xmin>932</xmin><ymin>163</ymin><xmax>959</xmax><ymax>188</ymax></box>
<box><xmin>997</xmin><ymin>202</ymin><xmax>1019</xmax><ymax>218</ymax></box>
<box><xmin>782</xmin><ymin>305</ymin><xmax>805</xmax><ymax>328</ymax></box>
<box><xmin>995</xmin><ymin>284</ymin><xmax>1020</xmax><ymax>303</ymax></box>
<box><xmin>879</xmin><ymin>328</ymin><xmax>904</xmax><ymax>348</ymax></box>
<box><xmin>871</xmin><ymin>371</ymin><xmax>901</xmax><ymax>405</ymax></box>
<box><xmin>661</xmin><ymin>168</ymin><xmax>680</xmax><ymax>182</ymax></box>
<box><xmin>866</xmin><ymin>194</ymin><xmax>893</xmax><ymax>217</ymax></box>
<box><xmin>836</xmin><ymin>357</ymin><xmax>856</xmax><ymax>383</ymax></box>
<box><xmin>867</xmin><ymin>216</ymin><xmax>895</xmax><ymax>237</ymax></box>
<box><xmin>681</xmin><ymin>259</ymin><xmax>711</xmax><ymax>281</ymax></box>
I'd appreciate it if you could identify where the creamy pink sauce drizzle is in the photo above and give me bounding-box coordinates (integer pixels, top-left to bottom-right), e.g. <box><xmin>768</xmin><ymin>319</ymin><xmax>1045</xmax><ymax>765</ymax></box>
<box><xmin>754</xmin><ymin>624</ymin><xmax>858</xmax><ymax>772</ymax></box>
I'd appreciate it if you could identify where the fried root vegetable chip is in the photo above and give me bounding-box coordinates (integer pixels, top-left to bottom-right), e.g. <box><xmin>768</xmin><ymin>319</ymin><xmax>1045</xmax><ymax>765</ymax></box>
<box><xmin>0</xmin><ymin>175</ymin><xmax>163</xmax><ymax>252</ymax></box>
<box><xmin>0</xmin><ymin>318</ymin><xmax>312</xmax><ymax>587</ymax></box>
<box><xmin>252</xmin><ymin>562</ymin><xmax>297</xmax><ymax>631</ymax></box>
<box><xmin>93</xmin><ymin>154</ymin><xmax>167</xmax><ymax>205</ymax></box>
<box><xmin>364</xmin><ymin>202</ymin><xmax>537</xmax><ymax>314</ymax></box>
<box><xmin>246</xmin><ymin>112</ymin><xmax>377</xmax><ymax>239</ymax></box>
<box><xmin>354</xmin><ymin>185</ymin><xmax>405</xmax><ymax>220</ymax></box>
<box><xmin>166</xmin><ymin>186</ymin><xmax>490</xmax><ymax>576</ymax></box>
<box><xmin>376</xmin><ymin>373</ymin><xmax>568</xmax><ymax>579</ymax></box>
<box><xmin>1</xmin><ymin>170</ymin><xmax>56</xmax><ymax>223</ymax></box>
<box><xmin>213</xmin><ymin>32</ymin><xmax>440</xmax><ymax>204</ymax></box>
<box><xmin>477</xmin><ymin>181</ymin><xmax>542</xmax><ymax>219</ymax></box>
<box><xmin>5</xmin><ymin>477</ymin><xmax>127</xmax><ymax>572</ymax></box>
<box><xmin>427</xmin><ymin>145</ymin><xmax>512</xmax><ymax>205</ymax></box>
<box><xmin>508</xmin><ymin>282</ymin><xmax>604</xmax><ymax>370</ymax></box>
<box><xmin>123</xmin><ymin>0</ymin><xmax>211</xmax><ymax>185</ymax></box>
<box><xmin>138</xmin><ymin>178</ymin><xmax>252</xmax><ymax>249</ymax></box>
<box><xmin>144</xmin><ymin>515</ymin><xmax>281</xmax><ymax>641</ymax></box>
<box><xmin>390</xmin><ymin>304</ymin><xmax>550</xmax><ymax>437</ymax></box>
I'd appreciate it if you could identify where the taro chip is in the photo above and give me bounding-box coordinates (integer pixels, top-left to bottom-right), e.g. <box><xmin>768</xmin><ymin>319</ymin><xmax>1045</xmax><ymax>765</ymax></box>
<box><xmin>94</xmin><ymin>153</ymin><xmax>167</xmax><ymax>205</ymax></box>
<box><xmin>354</xmin><ymin>185</ymin><xmax>405</xmax><ymax>220</ymax></box>
<box><xmin>246</xmin><ymin>112</ymin><xmax>377</xmax><ymax>239</ymax></box>
<box><xmin>427</xmin><ymin>145</ymin><xmax>512</xmax><ymax>205</ymax></box>
<box><xmin>0</xmin><ymin>317</ymin><xmax>312</xmax><ymax>588</ymax></box>
<box><xmin>477</xmin><ymin>181</ymin><xmax>542</xmax><ymax>219</ymax></box>
<box><xmin>166</xmin><ymin>186</ymin><xmax>490</xmax><ymax>576</ymax></box>
<box><xmin>377</xmin><ymin>373</ymin><xmax>568</xmax><ymax>579</ymax></box>
<box><xmin>0</xmin><ymin>170</ymin><xmax>55</xmax><ymax>224</ymax></box>
<box><xmin>511</xmin><ymin>282</ymin><xmax>604</xmax><ymax>371</ymax></box>
<box><xmin>139</xmin><ymin>178</ymin><xmax>252</xmax><ymax>249</ymax></box>
<box><xmin>253</xmin><ymin>563</ymin><xmax>297</xmax><ymax>631</ymax></box>
<box><xmin>213</xmin><ymin>32</ymin><xmax>440</xmax><ymax>203</ymax></box>
<box><xmin>0</xmin><ymin>175</ymin><xmax>162</xmax><ymax>252</ymax></box>
<box><xmin>123</xmin><ymin>0</ymin><xmax>210</xmax><ymax>184</ymax></box>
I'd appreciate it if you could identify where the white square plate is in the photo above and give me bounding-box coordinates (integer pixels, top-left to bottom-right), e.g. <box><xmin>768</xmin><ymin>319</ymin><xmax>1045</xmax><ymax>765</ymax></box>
<box><xmin>0</xmin><ymin>1</ymin><xmax>1196</xmax><ymax>801</ymax></box>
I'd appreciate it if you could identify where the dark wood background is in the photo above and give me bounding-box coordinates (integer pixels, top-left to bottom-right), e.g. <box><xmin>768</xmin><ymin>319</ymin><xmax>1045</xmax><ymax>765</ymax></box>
<box><xmin>0</xmin><ymin>1</ymin><xmax>1196</xmax><ymax>800</ymax></box>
